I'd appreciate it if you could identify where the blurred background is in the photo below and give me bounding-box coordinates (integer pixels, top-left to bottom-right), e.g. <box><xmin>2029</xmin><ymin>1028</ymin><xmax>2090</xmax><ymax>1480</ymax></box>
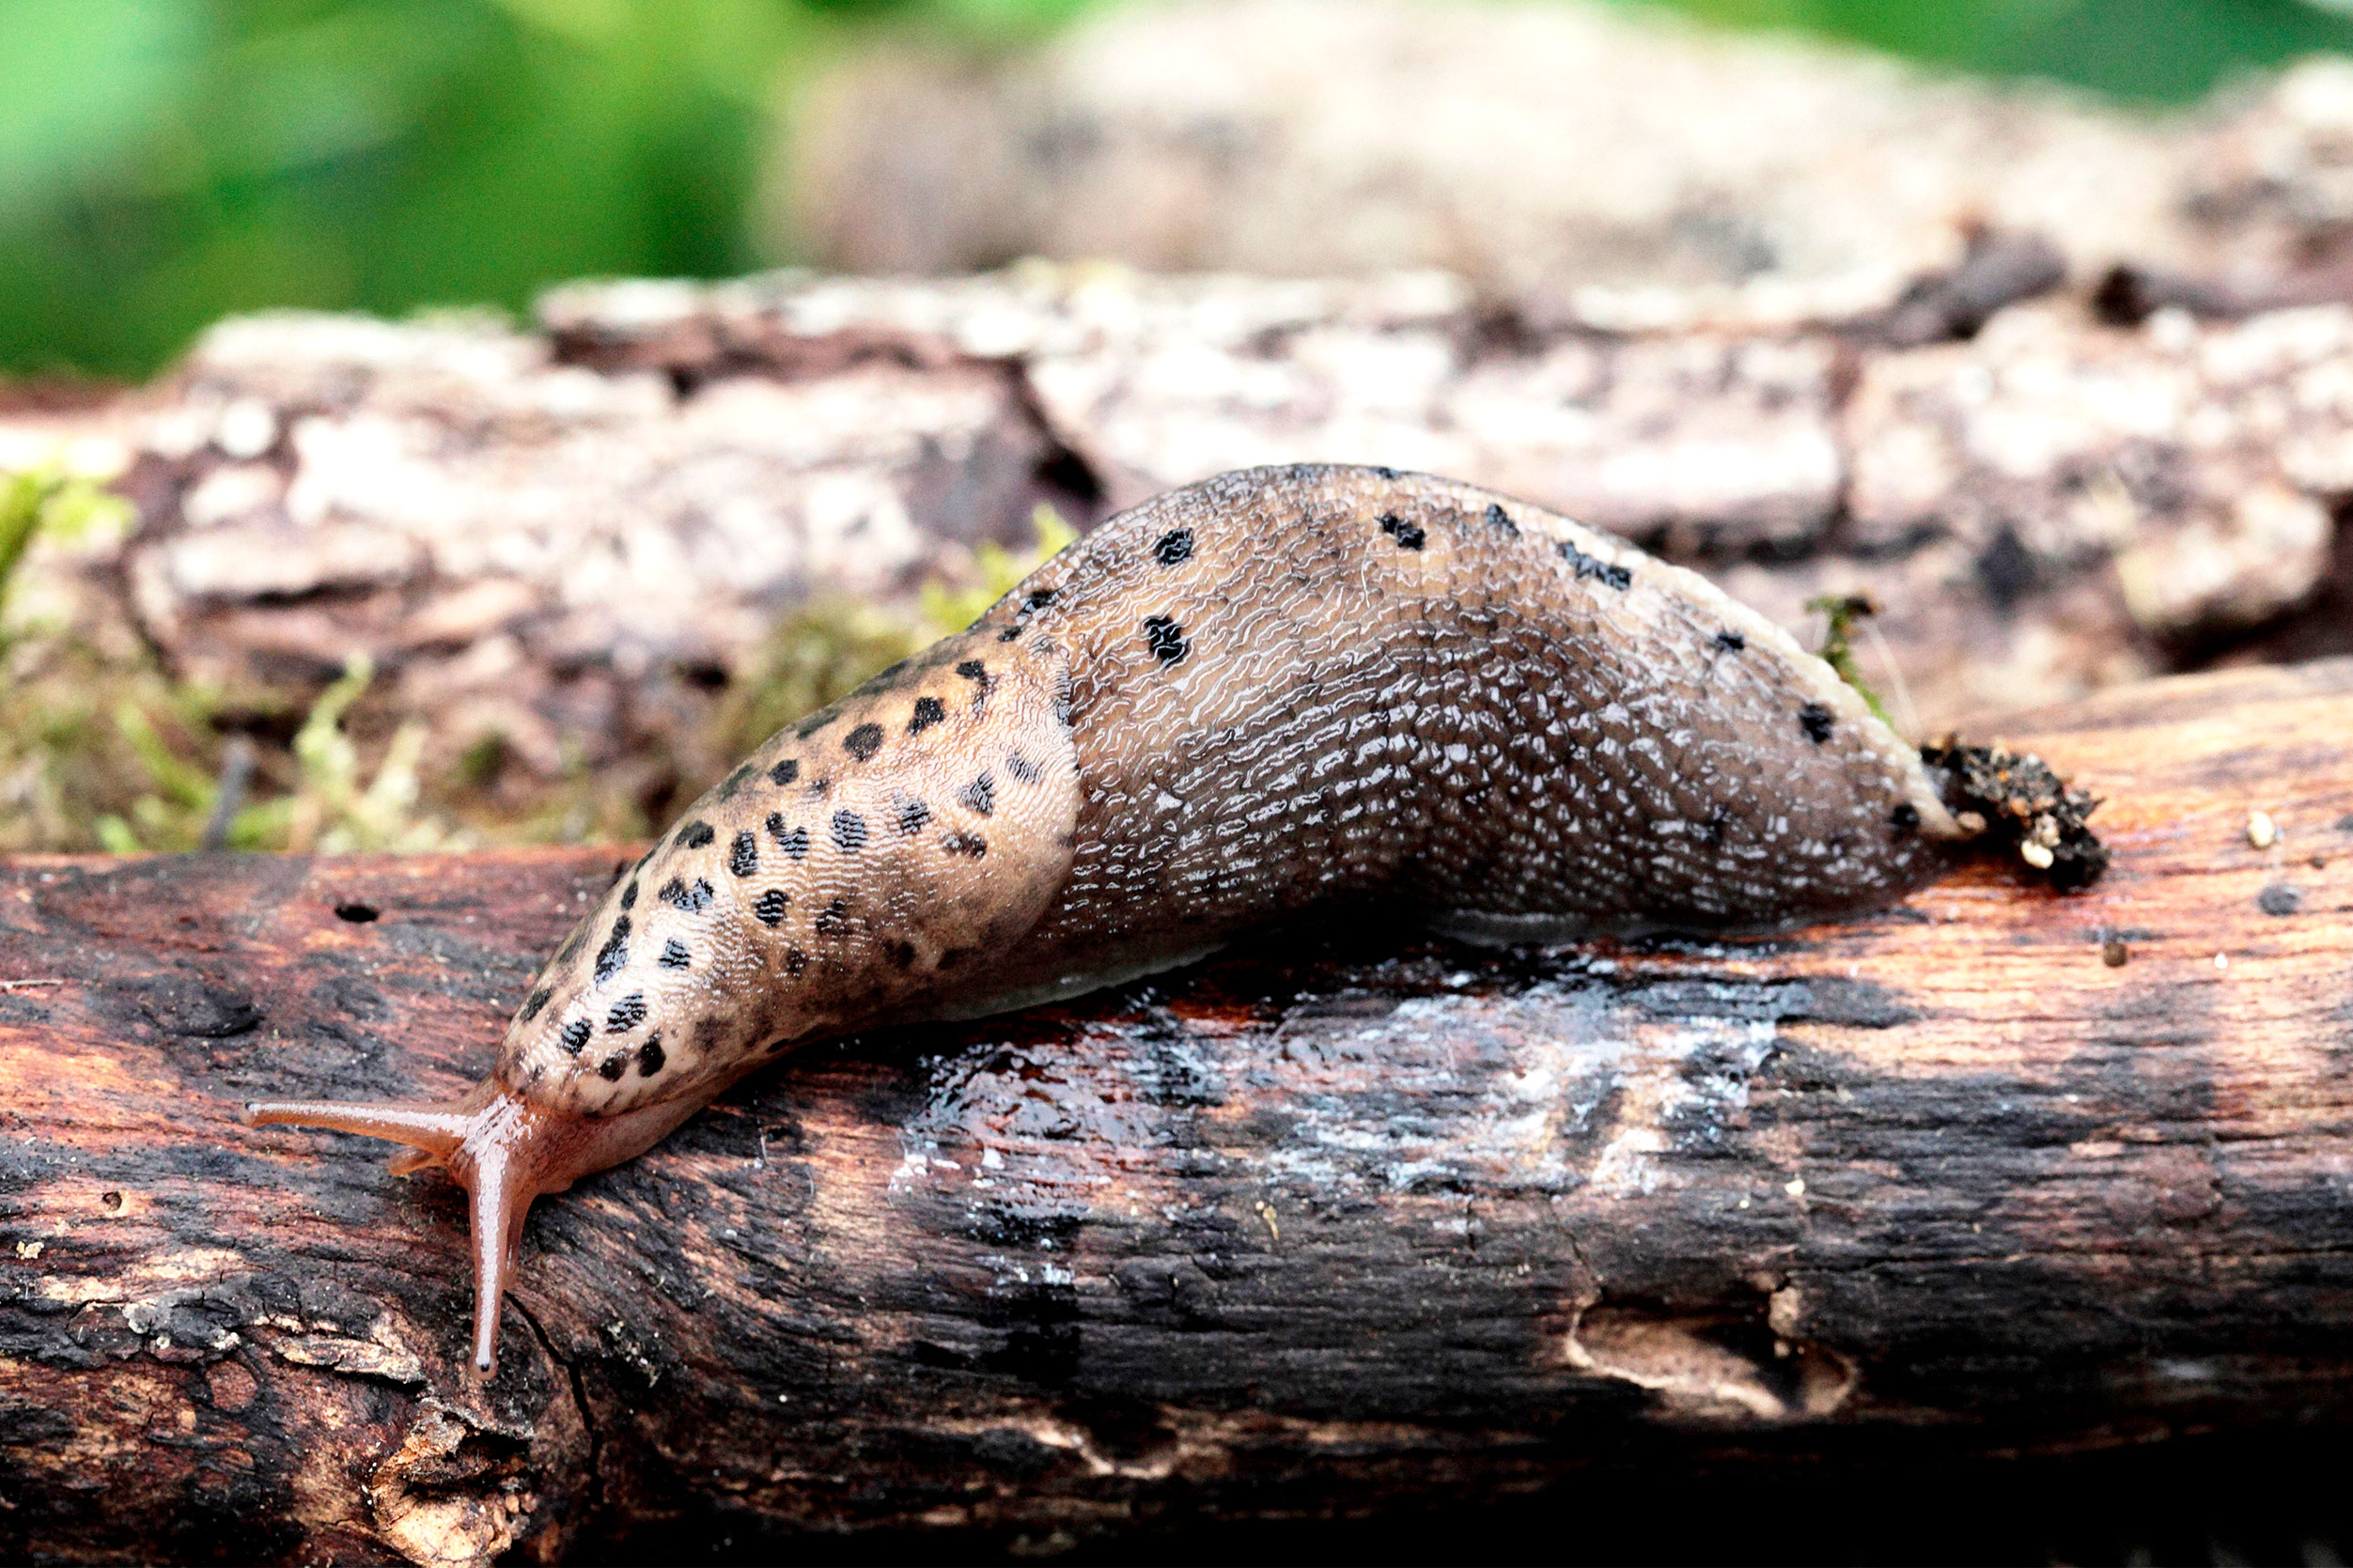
<box><xmin>12</xmin><ymin>0</ymin><xmax>2353</xmax><ymax>381</ymax></box>
<box><xmin>8</xmin><ymin>7</ymin><xmax>2353</xmax><ymax>1564</ymax></box>
<box><xmin>9</xmin><ymin>0</ymin><xmax>2353</xmax><ymax>862</ymax></box>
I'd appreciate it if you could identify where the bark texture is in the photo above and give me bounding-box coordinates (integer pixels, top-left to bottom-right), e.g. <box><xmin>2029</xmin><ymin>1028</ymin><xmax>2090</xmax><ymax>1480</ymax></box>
<box><xmin>11</xmin><ymin>271</ymin><xmax>2353</xmax><ymax>811</ymax></box>
<box><xmin>4</xmin><ymin>658</ymin><xmax>2352</xmax><ymax>1565</ymax></box>
<box><xmin>782</xmin><ymin>0</ymin><xmax>2353</xmax><ymax>326</ymax></box>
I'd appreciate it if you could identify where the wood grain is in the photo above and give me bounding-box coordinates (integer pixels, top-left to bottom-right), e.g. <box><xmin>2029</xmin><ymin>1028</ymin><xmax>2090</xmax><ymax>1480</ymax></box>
<box><xmin>4</xmin><ymin>659</ymin><xmax>2351</xmax><ymax>1566</ymax></box>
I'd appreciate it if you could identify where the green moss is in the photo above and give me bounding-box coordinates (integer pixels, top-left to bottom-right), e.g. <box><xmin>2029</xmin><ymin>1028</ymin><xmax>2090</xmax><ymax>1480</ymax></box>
<box><xmin>1805</xmin><ymin>591</ymin><xmax>1896</xmax><ymax>730</ymax></box>
<box><xmin>0</xmin><ymin>480</ymin><xmax>1083</xmax><ymax>854</ymax></box>
<box><xmin>719</xmin><ymin>502</ymin><xmax>1078</xmax><ymax>763</ymax></box>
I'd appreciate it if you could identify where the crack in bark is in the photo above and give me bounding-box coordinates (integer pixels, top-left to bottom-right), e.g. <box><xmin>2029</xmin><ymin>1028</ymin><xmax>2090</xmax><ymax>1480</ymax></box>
<box><xmin>508</xmin><ymin>1294</ymin><xmax>602</xmax><ymax>1552</ymax></box>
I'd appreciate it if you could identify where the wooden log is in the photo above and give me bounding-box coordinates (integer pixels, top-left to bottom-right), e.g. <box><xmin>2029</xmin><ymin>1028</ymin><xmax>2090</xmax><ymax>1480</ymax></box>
<box><xmin>4</xmin><ymin>658</ymin><xmax>2352</xmax><ymax>1566</ymax></box>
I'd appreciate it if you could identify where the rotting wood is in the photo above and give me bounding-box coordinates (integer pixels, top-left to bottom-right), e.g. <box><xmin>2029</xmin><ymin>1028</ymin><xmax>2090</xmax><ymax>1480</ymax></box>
<box><xmin>4</xmin><ymin>658</ymin><xmax>2352</xmax><ymax>1566</ymax></box>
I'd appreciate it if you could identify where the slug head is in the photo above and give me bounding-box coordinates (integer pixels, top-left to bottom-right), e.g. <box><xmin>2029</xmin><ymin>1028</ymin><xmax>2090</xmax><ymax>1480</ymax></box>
<box><xmin>242</xmin><ymin>623</ymin><xmax>1079</xmax><ymax>1377</ymax></box>
<box><xmin>242</xmin><ymin>1081</ymin><xmax>698</xmax><ymax>1377</ymax></box>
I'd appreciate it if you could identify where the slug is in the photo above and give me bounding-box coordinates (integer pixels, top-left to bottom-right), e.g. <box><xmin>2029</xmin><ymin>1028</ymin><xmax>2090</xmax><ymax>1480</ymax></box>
<box><xmin>247</xmin><ymin>462</ymin><xmax>1974</xmax><ymax>1376</ymax></box>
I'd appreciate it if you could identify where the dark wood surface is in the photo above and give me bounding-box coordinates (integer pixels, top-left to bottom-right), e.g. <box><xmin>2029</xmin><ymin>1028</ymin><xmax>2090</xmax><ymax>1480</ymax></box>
<box><xmin>6</xmin><ymin>659</ymin><xmax>2352</xmax><ymax>1566</ymax></box>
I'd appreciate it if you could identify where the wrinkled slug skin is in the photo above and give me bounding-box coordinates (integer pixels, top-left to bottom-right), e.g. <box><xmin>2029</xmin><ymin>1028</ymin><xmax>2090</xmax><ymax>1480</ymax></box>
<box><xmin>503</xmin><ymin>464</ymin><xmax>1960</xmax><ymax>1121</ymax></box>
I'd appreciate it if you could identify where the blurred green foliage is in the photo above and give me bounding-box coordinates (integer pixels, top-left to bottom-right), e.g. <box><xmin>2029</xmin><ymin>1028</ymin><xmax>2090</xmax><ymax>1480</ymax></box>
<box><xmin>5</xmin><ymin>0</ymin><xmax>2353</xmax><ymax>379</ymax></box>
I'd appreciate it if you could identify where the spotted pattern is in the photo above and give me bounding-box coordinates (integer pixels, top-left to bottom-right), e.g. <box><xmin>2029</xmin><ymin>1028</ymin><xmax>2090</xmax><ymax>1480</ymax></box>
<box><xmin>594</xmin><ymin>919</ymin><xmax>630</xmax><ymax>984</ymax></box>
<box><xmin>1558</xmin><ymin>540</ymin><xmax>1632</xmax><ymax>590</ymax></box>
<box><xmin>496</xmin><ymin>463</ymin><xmax>1954</xmax><ymax>1125</ymax></box>
<box><xmin>1142</xmin><ymin>616</ymin><xmax>1187</xmax><ymax>666</ymax></box>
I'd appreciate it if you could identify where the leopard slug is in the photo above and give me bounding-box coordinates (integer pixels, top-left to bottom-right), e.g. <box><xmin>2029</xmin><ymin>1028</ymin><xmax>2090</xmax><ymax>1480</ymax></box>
<box><xmin>246</xmin><ymin>462</ymin><xmax>1968</xmax><ymax>1375</ymax></box>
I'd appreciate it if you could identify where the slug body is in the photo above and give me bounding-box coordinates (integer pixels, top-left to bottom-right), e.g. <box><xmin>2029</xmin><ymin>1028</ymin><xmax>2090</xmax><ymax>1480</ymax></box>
<box><xmin>248</xmin><ymin>464</ymin><xmax>1962</xmax><ymax>1374</ymax></box>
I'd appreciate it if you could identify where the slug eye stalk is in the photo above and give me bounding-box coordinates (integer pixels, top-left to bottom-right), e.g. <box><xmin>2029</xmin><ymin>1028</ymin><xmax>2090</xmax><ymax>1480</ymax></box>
<box><xmin>243</xmin><ymin>1082</ymin><xmax>697</xmax><ymax>1377</ymax></box>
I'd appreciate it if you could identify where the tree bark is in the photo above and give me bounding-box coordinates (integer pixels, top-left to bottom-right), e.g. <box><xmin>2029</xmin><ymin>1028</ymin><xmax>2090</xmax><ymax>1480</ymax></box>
<box><xmin>5</xmin><ymin>658</ymin><xmax>2352</xmax><ymax>1566</ymax></box>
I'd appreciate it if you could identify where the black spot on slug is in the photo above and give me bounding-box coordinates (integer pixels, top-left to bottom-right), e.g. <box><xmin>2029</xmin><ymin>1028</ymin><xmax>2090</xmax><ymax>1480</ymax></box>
<box><xmin>1379</xmin><ymin>512</ymin><xmax>1426</xmax><ymax>550</ymax></box>
<box><xmin>1714</xmin><ymin>629</ymin><xmax>1745</xmax><ymax>653</ymax></box>
<box><xmin>897</xmin><ymin>796</ymin><xmax>931</xmax><ymax>833</ymax></box>
<box><xmin>941</xmin><ymin>831</ymin><xmax>987</xmax><ymax>858</ymax></box>
<box><xmin>1023</xmin><ymin>588</ymin><xmax>1056</xmax><ymax>613</ymax></box>
<box><xmin>832</xmin><ymin>810</ymin><xmax>868</xmax><ymax>852</ymax></box>
<box><xmin>1484</xmin><ymin>502</ymin><xmax>1517</xmax><ymax>536</ymax></box>
<box><xmin>768</xmin><ymin>758</ymin><xmax>799</xmax><ymax>787</ymax></box>
<box><xmin>844</xmin><ymin>723</ymin><xmax>883</xmax><ymax>761</ymax></box>
<box><xmin>594</xmin><ymin>917</ymin><xmax>631</xmax><ymax>983</ymax></box>
<box><xmin>960</xmin><ymin>773</ymin><xmax>995</xmax><ymax>816</ymax></box>
<box><xmin>886</xmin><ymin>939</ymin><xmax>916</xmax><ymax>970</ymax></box>
<box><xmin>767</xmin><ymin>815</ymin><xmax>809</xmax><ymax>859</ymax></box>
<box><xmin>659</xmin><ymin>877</ymin><xmax>713</xmax><ymax>913</ymax></box>
<box><xmin>816</xmin><ymin>898</ymin><xmax>851</xmax><ymax>939</ymax></box>
<box><xmin>555</xmin><ymin>930</ymin><xmax>585</xmax><ymax>965</ymax></box>
<box><xmin>784</xmin><ymin>947</ymin><xmax>807</xmax><ymax>976</ymax></box>
<box><xmin>755</xmin><ymin>889</ymin><xmax>788</xmax><ymax>926</ymax></box>
<box><xmin>1891</xmin><ymin>802</ymin><xmax>1921</xmax><ymax>835</ymax></box>
<box><xmin>618</xmin><ymin>880</ymin><xmax>638</xmax><ymax>912</ymax></box>
<box><xmin>598</xmin><ymin>1053</ymin><xmax>627</xmax><ymax>1081</ymax></box>
<box><xmin>1154</xmin><ymin>528</ymin><xmax>1194</xmax><ymax>566</ymax></box>
<box><xmin>908</xmin><ymin>696</ymin><xmax>946</xmax><ymax>735</ymax></box>
<box><xmin>560</xmin><ymin>1018</ymin><xmax>591</xmax><ymax>1055</ymax></box>
<box><xmin>1560</xmin><ymin>540</ymin><xmax>1632</xmax><ymax>590</ymax></box>
<box><xmin>717</xmin><ymin>764</ymin><xmax>756</xmax><ymax>801</ymax></box>
<box><xmin>955</xmin><ymin>660</ymin><xmax>987</xmax><ymax>681</ymax></box>
<box><xmin>660</xmin><ymin>938</ymin><xmax>692</xmax><ymax>969</ymax></box>
<box><xmin>1005</xmin><ymin>752</ymin><xmax>1040</xmax><ymax>784</ymax></box>
<box><xmin>678</xmin><ymin>820</ymin><xmax>715</xmax><ymax>850</ymax></box>
<box><xmin>794</xmin><ymin>711</ymin><xmax>833</xmax><ymax>738</ymax></box>
<box><xmin>1143</xmin><ymin>615</ymin><xmax>1188</xmax><ymax>665</ymax></box>
<box><xmin>728</xmin><ymin>831</ymin><xmax>758</xmax><ymax>877</ymax></box>
<box><xmin>1373</xmin><ymin>465</ymin><xmax>1398</xmax><ymax>479</ymax></box>
<box><xmin>637</xmin><ymin>1035</ymin><xmax>664</xmax><ymax>1076</ymax></box>
<box><xmin>1799</xmin><ymin>704</ymin><xmax>1835</xmax><ymax>744</ymax></box>
<box><xmin>606</xmin><ymin>992</ymin><xmax>647</xmax><ymax>1032</ymax></box>
<box><xmin>998</xmin><ymin>626</ymin><xmax>1022</xmax><ymax>642</ymax></box>
<box><xmin>520</xmin><ymin>987</ymin><xmax>552</xmax><ymax>1022</ymax></box>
